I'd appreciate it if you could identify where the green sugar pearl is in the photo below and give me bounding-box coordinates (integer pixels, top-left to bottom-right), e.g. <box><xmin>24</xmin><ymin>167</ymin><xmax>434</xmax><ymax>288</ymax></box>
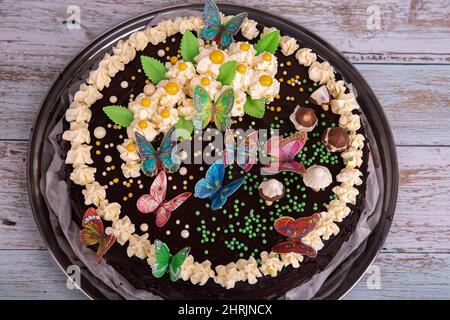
<box><xmin>204</xmin><ymin>250</ymin><xmax>209</xmax><ymax>255</ymax></box>
<box><xmin>195</xmin><ymin>210</ymin><xmax>200</xmax><ymax>216</ymax></box>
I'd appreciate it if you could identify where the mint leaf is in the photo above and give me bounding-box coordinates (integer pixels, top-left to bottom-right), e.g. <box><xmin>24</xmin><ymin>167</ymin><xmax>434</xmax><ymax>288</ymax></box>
<box><xmin>103</xmin><ymin>105</ymin><xmax>134</xmax><ymax>127</ymax></box>
<box><xmin>140</xmin><ymin>55</ymin><xmax>167</xmax><ymax>84</ymax></box>
<box><xmin>180</xmin><ymin>30</ymin><xmax>200</xmax><ymax>64</ymax></box>
<box><xmin>217</xmin><ymin>60</ymin><xmax>237</xmax><ymax>85</ymax></box>
<box><xmin>174</xmin><ymin>116</ymin><xmax>194</xmax><ymax>139</ymax></box>
<box><xmin>244</xmin><ymin>96</ymin><xmax>266</xmax><ymax>119</ymax></box>
<box><xmin>255</xmin><ymin>30</ymin><xmax>281</xmax><ymax>55</ymax></box>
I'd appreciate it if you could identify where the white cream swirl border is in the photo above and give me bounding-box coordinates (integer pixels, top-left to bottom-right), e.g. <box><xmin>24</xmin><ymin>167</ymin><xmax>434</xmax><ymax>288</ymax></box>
<box><xmin>63</xmin><ymin>15</ymin><xmax>366</xmax><ymax>290</ymax></box>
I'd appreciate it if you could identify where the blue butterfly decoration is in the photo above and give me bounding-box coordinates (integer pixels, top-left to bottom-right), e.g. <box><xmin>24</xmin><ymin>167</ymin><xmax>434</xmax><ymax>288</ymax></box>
<box><xmin>135</xmin><ymin>126</ymin><xmax>181</xmax><ymax>177</ymax></box>
<box><xmin>200</xmin><ymin>0</ymin><xmax>248</xmax><ymax>49</ymax></box>
<box><xmin>194</xmin><ymin>160</ymin><xmax>245</xmax><ymax>210</ymax></box>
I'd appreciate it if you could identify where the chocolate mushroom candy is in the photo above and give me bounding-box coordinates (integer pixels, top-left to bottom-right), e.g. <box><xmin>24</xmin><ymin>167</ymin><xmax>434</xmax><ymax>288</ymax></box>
<box><xmin>322</xmin><ymin>127</ymin><xmax>349</xmax><ymax>152</ymax></box>
<box><xmin>303</xmin><ymin>165</ymin><xmax>332</xmax><ymax>192</ymax></box>
<box><xmin>289</xmin><ymin>107</ymin><xmax>318</xmax><ymax>132</ymax></box>
<box><xmin>309</xmin><ymin>85</ymin><xmax>331</xmax><ymax>111</ymax></box>
<box><xmin>258</xmin><ymin>179</ymin><xmax>285</xmax><ymax>206</ymax></box>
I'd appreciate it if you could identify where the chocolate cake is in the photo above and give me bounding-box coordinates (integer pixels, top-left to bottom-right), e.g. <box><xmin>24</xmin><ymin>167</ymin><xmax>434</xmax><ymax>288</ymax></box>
<box><xmin>62</xmin><ymin>0</ymin><xmax>369</xmax><ymax>299</ymax></box>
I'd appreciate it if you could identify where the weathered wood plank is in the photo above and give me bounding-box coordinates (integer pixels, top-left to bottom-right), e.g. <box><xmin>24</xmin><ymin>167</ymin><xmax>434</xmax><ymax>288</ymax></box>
<box><xmin>1</xmin><ymin>142</ymin><xmax>449</xmax><ymax>253</ymax></box>
<box><xmin>1</xmin><ymin>62</ymin><xmax>449</xmax><ymax>144</ymax></box>
<box><xmin>345</xmin><ymin>253</ymin><xmax>450</xmax><ymax>300</ymax></box>
<box><xmin>0</xmin><ymin>250</ymin><xmax>87</xmax><ymax>299</ymax></box>
<box><xmin>0</xmin><ymin>250</ymin><xmax>447</xmax><ymax>299</ymax></box>
<box><xmin>1</xmin><ymin>0</ymin><xmax>449</xmax><ymax>64</ymax></box>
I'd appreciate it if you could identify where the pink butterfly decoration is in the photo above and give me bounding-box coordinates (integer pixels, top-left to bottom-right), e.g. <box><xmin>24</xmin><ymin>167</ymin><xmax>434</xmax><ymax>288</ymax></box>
<box><xmin>137</xmin><ymin>171</ymin><xmax>192</xmax><ymax>227</ymax></box>
<box><xmin>263</xmin><ymin>131</ymin><xmax>307</xmax><ymax>175</ymax></box>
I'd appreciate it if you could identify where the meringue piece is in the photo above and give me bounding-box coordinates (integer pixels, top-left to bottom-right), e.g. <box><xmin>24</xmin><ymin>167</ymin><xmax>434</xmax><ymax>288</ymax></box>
<box><xmin>327</xmin><ymin>79</ymin><xmax>347</xmax><ymax>99</ymax></box>
<box><xmin>69</xmin><ymin>165</ymin><xmax>96</xmax><ymax>186</ymax></box>
<box><xmin>279</xmin><ymin>36</ymin><xmax>299</xmax><ymax>56</ymax></box>
<box><xmin>295</xmin><ymin>48</ymin><xmax>317</xmax><ymax>67</ymax></box>
<box><xmin>322</xmin><ymin>127</ymin><xmax>349</xmax><ymax>152</ymax></box>
<box><xmin>82</xmin><ymin>182</ymin><xmax>106</xmax><ymax>207</ymax></box>
<box><xmin>303</xmin><ymin>165</ymin><xmax>333</xmax><ymax>192</ymax></box>
<box><xmin>308</xmin><ymin>61</ymin><xmax>335</xmax><ymax>85</ymax></box>
<box><xmin>289</xmin><ymin>107</ymin><xmax>317</xmax><ymax>132</ymax></box>
<box><xmin>258</xmin><ymin>179</ymin><xmax>285</xmax><ymax>205</ymax></box>
<box><xmin>309</xmin><ymin>85</ymin><xmax>331</xmax><ymax>108</ymax></box>
<box><xmin>240</xmin><ymin>18</ymin><xmax>259</xmax><ymax>40</ymax></box>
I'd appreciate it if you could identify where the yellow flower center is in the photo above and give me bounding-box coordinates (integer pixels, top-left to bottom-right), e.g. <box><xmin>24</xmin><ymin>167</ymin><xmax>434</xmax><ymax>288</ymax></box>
<box><xmin>178</xmin><ymin>62</ymin><xmax>187</xmax><ymax>71</ymax></box>
<box><xmin>138</xmin><ymin>120</ymin><xmax>148</xmax><ymax>129</ymax></box>
<box><xmin>259</xmin><ymin>75</ymin><xmax>273</xmax><ymax>87</ymax></box>
<box><xmin>237</xmin><ymin>64</ymin><xmax>247</xmax><ymax>74</ymax></box>
<box><xmin>160</xmin><ymin>109</ymin><xmax>170</xmax><ymax>118</ymax></box>
<box><xmin>239</xmin><ymin>43</ymin><xmax>250</xmax><ymax>51</ymax></box>
<box><xmin>209</xmin><ymin>50</ymin><xmax>225</xmax><ymax>64</ymax></box>
<box><xmin>170</xmin><ymin>56</ymin><xmax>178</xmax><ymax>64</ymax></box>
<box><xmin>165</xmin><ymin>82</ymin><xmax>179</xmax><ymax>95</ymax></box>
<box><xmin>140</xmin><ymin>97</ymin><xmax>150</xmax><ymax>107</ymax></box>
<box><xmin>126</xmin><ymin>143</ymin><xmax>136</xmax><ymax>152</ymax></box>
<box><xmin>201</xmin><ymin>77</ymin><xmax>211</xmax><ymax>86</ymax></box>
<box><xmin>262</xmin><ymin>53</ymin><xmax>272</xmax><ymax>61</ymax></box>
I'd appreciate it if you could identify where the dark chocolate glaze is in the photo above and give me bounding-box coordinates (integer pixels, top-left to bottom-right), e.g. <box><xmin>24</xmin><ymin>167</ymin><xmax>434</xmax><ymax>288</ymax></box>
<box><xmin>63</xmin><ymin>29</ymin><xmax>370</xmax><ymax>299</ymax></box>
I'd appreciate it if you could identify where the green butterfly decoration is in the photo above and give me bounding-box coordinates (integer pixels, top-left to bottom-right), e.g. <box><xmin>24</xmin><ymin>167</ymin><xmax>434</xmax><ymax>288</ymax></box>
<box><xmin>193</xmin><ymin>85</ymin><xmax>234</xmax><ymax>131</ymax></box>
<box><xmin>152</xmin><ymin>239</ymin><xmax>190</xmax><ymax>282</ymax></box>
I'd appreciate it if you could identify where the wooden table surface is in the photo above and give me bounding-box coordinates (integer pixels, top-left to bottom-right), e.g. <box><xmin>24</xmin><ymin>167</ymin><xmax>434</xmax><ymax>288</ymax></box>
<box><xmin>1</xmin><ymin>0</ymin><xmax>449</xmax><ymax>300</ymax></box>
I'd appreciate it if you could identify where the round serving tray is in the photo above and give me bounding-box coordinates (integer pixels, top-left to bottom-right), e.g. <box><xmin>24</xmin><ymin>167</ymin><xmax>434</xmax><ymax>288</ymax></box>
<box><xmin>27</xmin><ymin>3</ymin><xmax>398</xmax><ymax>300</ymax></box>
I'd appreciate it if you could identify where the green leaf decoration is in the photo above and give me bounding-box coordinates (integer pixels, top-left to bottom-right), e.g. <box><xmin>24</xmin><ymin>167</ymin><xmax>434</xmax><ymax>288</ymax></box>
<box><xmin>255</xmin><ymin>29</ymin><xmax>281</xmax><ymax>55</ymax></box>
<box><xmin>103</xmin><ymin>105</ymin><xmax>134</xmax><ymax>127</ymax></box>
<box><xmin>216</xmin><ymin>60</ymin><xmax>237</xmax><ymax>85</ymax></box>
<box><xmin>244</xmin><ymin>96</ymin><xmax>266</xmax><ymax>119</ymax></box>
<box><xmin>180</xmin><ymin>30</ymin><xmax>200</xmax><ymax>64</ymax></box>
<box><xmin>174</xmin><ymin>116</ymin><xmax>194</xmax><ymax>139</ymax></box>
<box><xmin>140</xmin><ymin>55</ymin><xmax>167</xmax><ymax>84</ymax></box>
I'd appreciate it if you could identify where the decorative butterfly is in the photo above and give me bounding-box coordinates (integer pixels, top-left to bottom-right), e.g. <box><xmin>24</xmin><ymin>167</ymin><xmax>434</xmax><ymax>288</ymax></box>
<box><xmin>200</xmin><ymin>0</ymin><xmax>248</xmax><ymax>49</ymax></box>
<box><xmin>137</xmin><ymin>171</ymin><xmax>192</xmax><ymax>227</ymax></box>
<box><xmin>152</xmin><ymin>239</ymin><xmax>190</xmax><ymax>282</ymax></box>
<box><xmin>272</xmin><ymin>213</ymin><xmax>320</xmax><ymax>257</ymax></box>
<box><xmin>194</xmin><ymin>160</ymin><xmax>245</xmax><ymax>210</ymax></box>
<box><xmin>135</xmin><ymin>126</ymin><xmax>180</xmax><ymax>177</ymax></box>
<box><xmin>223</xmin><ymin>129</ymin><xmax>259</xmax><ymax>172</ymax></box>
<box><xmin>193</xmin><ymin>85</ymin><xmax>234</xmax><ymax>132</ymax></box>
<box><xmin>79</xmin><ymin>207</ymin><xmax>116</xmax><ymax>263</ymax></box>
<box><xmin>262</xmin><ymin>131</ymin><xmax>308</xmax><ymax>175</ymax></box>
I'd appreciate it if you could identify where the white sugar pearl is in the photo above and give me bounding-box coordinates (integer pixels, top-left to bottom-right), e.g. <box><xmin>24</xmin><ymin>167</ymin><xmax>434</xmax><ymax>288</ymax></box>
<box><xmin>109</xmin><ymin>96</ymin><xmax>118</xmax><ymax>104</ymax></box>
<box><xmin>104</xmin><ymin>155</ymin><xmax>112</xmax><ymax>163</ymax></box>
<box><xmin>140</xmin><ymin>223</ymin><xmax>148</xmax><ymax>232</ymax></box>
<box><xmin>93</xmin><ymin>126</ymin><xmax>106</xmax><ymax>139</ymax></box>
<box><xmin>168</xmin><ymin>176</ymin><xmax>173</xmax><ymax>181</ymax></box>
<box><xmin>144</xmin><ymin>84</ymin><xmax>155</xmax><ymax>96</ymax></box>
<box><xmin>181</xmin><ymin>230</ymin><xmax>189</xmax><ymax>239</ymax></box>
<box><xmin>120</xmin><ymin>81</ymin><xmax>128</xmax><ymax>89</ymax></box>
<box><xmin>157</xmin><ymin>49</ymin><xmax>165</xmax><ymax>57</ymax></box>
<box><xmin>175</xmin><ymin>220</ymin><xmax>180</xmax><ymax>225</ymax></box>
<box><xmin>166</xmin><ymin>230</ymin><xmax>171</xmax><ymax>235</ymax></box>
<box><xmin>179</xmin><ymin>151</ymin><xmax>188</xmax><ymax>161</ymax></box>
<box><xmin>179</xmin><ymin>167</ymin><xmax>187</xmax><ymax>175</ymax></box>
<box><xmin>185</xmin><ymin>224</ymin><xmax>189</xmax><ymax>229</ymax></box>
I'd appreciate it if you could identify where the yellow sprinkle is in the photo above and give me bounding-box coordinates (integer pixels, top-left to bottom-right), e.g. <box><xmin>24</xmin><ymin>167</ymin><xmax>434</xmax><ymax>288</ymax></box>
<box><xmin>111</xmin><ymin>165</ymin><xmax>115</xmax><ymax>170</ymax></box>
<box><xmin>287</xmin><ymin>80</ymin><xmax>291</xmax><ymax>85</ymax></box>
<box><xmin>165</xmin><ymin>47</ymin><xmax>170</xmax><ymax>51</ymax></box>
<box><xmin>131</xmin><ymin>76</ymin><xmax>136</xmax><ymax>80</ymax></box>
<box><xmin>299</xmin><ymin>87</ymin><xmax>304</xmax><ymax>92</ymax></box>
<box><xmin>123</xmin><ymin>196</ymin><xmax>128</xmax><ymax>201</ymax></box>
<box><xmin>126</xmin><ymin>183</ymin><xmax>131</xmax><ymax>188</ymax></box>
<box><xmin>95</xmin><ymin>141</ymin><xmax>100</xmax><ymax>146</ymax></box>
<box><xmin>113</xmin><ymin>178</ymin><xmax>119</xmax><ymax>183</ymax></box>
<box><xmin>128</xmin><ymin>193</ymin><xmax>133</xmax><ymax>198</ymax></box>
<box><xmin>276</xmin><ymin>107</ymin><xmax>281</xmax><ymax>112</ymax></box>
<box><xmin>113</xmin><ymin>124</ymin><xmax>118</xmax><ymax>129</ymax></box>
<box><xmin>95</xmin><ymin>150</ymin><xmax>101</xmax><ymax>155</ymax></box>
<box><xmin>145</xmin><ymin>79</ymin><xmax>150</xmax><ymax>84</ymax></box>
<box><xmin>286</xmin><ymin>61</ymin><xmax>292</xmax><ymax>66</ymax></box>
<box><xmin>270</xmin><ymin>106</ymin><xmax>275</xmax><ymax>111</ymax></box>
<box><xmin>170</xmin><ymin>56</ymin><xmax>178</xmax><ymax>64</ymax></box>
<box><xmin>183</xmin><ymin>186</ymin><xmax>187</xmax><ymax>190</ymax></box>
<box><xmin>189</xmin><ymin>175</ymin><xmax>194</xmax><ymax>180</ymax></box>
<box><xmin>295</xmin><ymin>75</ymin><xmax>300</xmax><ymax>79</ymax></box>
